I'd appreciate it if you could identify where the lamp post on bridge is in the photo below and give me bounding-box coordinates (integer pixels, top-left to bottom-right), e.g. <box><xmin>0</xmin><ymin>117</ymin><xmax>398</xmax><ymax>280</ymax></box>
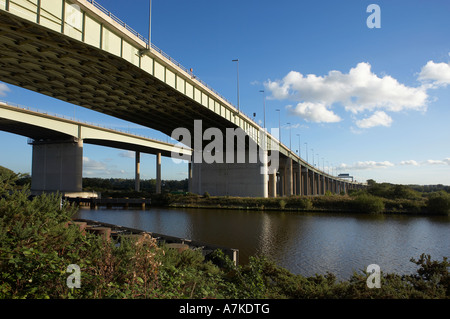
<box><xmin>276</xmin><ymin>109</ymin><xmax>281</xmax><ymax>142</ymax></box>
<box><xmin>260</xmin><ymin>90</ymin><xmax>266</xmax><ymax>130</ymax></box>
<box><xmin>297</xmin><ymin>134</ymin><xmax>301</xmax><ymax>158</ymax></box>
<box><xmin>286</xmin><ymin>122</ymin><xmax>291</xmax><ymax>151</ymax></box>
<box><xmin>148</xmin><ymin>0</ymin><xmax>152</xmax><ymax>45</ymax></box>
<box><xmin>232</xmin><ymin>59</ymin><xmax>240</xmax><ymax>113</ymax></box>
<box><xmin>304</xmin><ymin>142</ymin><xmax>308</xmax><ymax>163</ymax></box>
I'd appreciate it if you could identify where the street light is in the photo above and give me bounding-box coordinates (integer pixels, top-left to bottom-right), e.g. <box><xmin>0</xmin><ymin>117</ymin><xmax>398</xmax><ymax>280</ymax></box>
<box><xmin>311</xmin><ymin>148</ymin><xmax>314</xmax><ymax>166</ymax></box>
<box><xmin>148</xmin><ymin>0</ymin><xmax>152</xmax><ymax>45</ymax></box>
<box><xmin>275</xmin><ymin>109</ymin><xmax>281</xmax><ymax>142</ymax></box>
<box><xmin>260</xmin><ymin>90</ymin><xmax>266</xmax><ymax>129</ymax></box>
<box><xmin>304</xmin><ymin>142</ymin><xmax>308</xmax><ymax>163</ymax></box>
<box><xmin>297</xmin><ymin>134</ymin><xmax>301</xmax><ymax>158</ymax></box>
<box><xmin>232</xmin><ymin>59</ymin><xmax>240</xmax><ymax>113</ymax></box>
<box><xmin>287</xmin><ymin>122</ymin><xmax>291</xmax><ymax>150</ymax></box>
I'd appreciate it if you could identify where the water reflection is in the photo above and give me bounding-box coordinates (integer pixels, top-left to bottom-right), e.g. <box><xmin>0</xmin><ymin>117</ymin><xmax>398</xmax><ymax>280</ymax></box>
<box><xmin>75</xmin><ymin>207</ymin><xmax>450</xmax><ymax>280</ymax></box>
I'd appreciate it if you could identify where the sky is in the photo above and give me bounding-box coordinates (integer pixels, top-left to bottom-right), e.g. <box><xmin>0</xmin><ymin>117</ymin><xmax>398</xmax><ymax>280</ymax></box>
<box><xmin>1</xmin><ymin>0</ymin><xmax>450</xmax><ymax>185</ymax></box>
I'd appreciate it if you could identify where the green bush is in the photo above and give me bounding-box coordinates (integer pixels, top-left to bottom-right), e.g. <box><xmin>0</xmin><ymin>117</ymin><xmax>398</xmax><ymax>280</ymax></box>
<box><xmin>353</xmin><ymin>194</ymin><xmax>385</xmax><ymax>214</ymax></box>
<box><xmin>427</xmin><ymin>191</ymin><xmax>450</xmax><ymax>215</ymax></box>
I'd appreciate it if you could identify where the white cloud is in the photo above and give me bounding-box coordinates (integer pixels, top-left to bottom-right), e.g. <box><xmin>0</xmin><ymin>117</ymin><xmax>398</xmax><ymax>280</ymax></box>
<box><xmin>83</xmin><ymin>156</ymin><xmax>128</xmax><ymax>177</ymax></box>
<box><xmin>400</xmin><ymin>160</ymin><xmax>419</xmax><ymax>166</ymax></box>
<box><xmin>266</xmin><ymin>62</ymin><xmax>428</xmax><ymax>112</ymax></box>
<box><xmin>0</xmin><ymin>83</ymin><xmax>10</xmax><ymax>97</ymax></box>
<box><xmin>355</xmin><ymin>111</ymin><xmax>393</xmax><ymax>128</ymax></box>
<box><xmin>338</xmin><ymin>161</ymin><xmax>394</xmax><ymax>170</ymax></box>
<box><xmin>423</xmin><ymin>158</ymin><xmax>450</xmax><ymax>166</ymax></box>
<box><xmin>265</xmin><ymin>62</ymin><xmax>429</xmax><ymax>128</ymax></box>
<box><xmin>286</xmin><ymin>102</ymin><xmax>341</xmax><ymax>123</ymax></box>
<box><xmin>418</xmin><ymin>61</ymin><xmax>450</xmax><ymax>87</ymax></box>
<box><xmin>83</xmin><ymin>156</ymin><xmax>107</xmax><ymax>173</ymax></box>
<box><xmin>118</xmin><ymin>151</ymin><xmax>135</xmax><ymax>158</ymax></box>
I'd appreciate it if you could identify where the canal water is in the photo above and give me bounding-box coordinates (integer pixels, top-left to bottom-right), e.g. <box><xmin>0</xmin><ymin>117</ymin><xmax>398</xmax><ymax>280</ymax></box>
<box><xmin>74</xmin><ymin>207</ymin><xmax>450</xmax><ymax>280</ymax></box>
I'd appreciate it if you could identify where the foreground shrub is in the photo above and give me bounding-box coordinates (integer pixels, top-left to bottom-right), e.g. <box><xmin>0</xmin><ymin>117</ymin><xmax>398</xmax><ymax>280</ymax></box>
<box><xmin>353</xmin><ymin>194</ymin><xmax>385</xmax><ymax>214</ymax></box>
<box><xmin>427</xmin><ymin>191</ymin><xmax>450</xmax><ymax>215</ymax></box>
<box><xmin>0</xmin><ymin>175</ymin><xmax>448</xmax><ymax>299</ymax></box>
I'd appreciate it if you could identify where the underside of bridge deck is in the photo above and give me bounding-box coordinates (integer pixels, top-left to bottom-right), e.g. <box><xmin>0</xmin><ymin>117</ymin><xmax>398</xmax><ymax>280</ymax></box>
<box><xmin>0</xmin><ymin>10</ymin><xmax>237</xmax><ymax>147</ymax></box>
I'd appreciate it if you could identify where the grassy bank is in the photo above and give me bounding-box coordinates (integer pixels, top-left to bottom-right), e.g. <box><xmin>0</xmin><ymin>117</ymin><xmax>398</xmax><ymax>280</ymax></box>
<box><xmin>76</xmin><ymin>175</ymin><xmax>449</xmax><ymax>215</ymax></box>
<box><xmin>149</xmin><ymin>188</ymin><xmax>449</xmax><ymax>215</ymax></box>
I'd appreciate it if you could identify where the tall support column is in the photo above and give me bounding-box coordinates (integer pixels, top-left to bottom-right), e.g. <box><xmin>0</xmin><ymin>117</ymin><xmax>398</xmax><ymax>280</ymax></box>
<box><xmin>261</xmin><ymin>150</ymin><xmax>269</xmax><ymax>198</ymax></box>
<box><xmin>321</xmin><ymin>175</ymin><xmax>325</xmax><ymax>195</ymax></box>
<box><xmin>303</xmin><ymin>167</ymin><xmax>309</xmax><ymax>195</ymax></box>
<box><xmin>318</xmin><ymin>175</ymin><xmax>322</xmax><ymax>195</ymax></box>
<box><xmin>188</xmin><ymin>162</ymin><xmax>193</xmax><ymax>193</ymax></box>
<box><xmin>156</xmin><ymin>152</ymin><xmax>161</xmax><ymax>194</ymax></box>
<box><xmin>269</xmin><ymin>172</ymin><xmax>277</xmax><ymax>198</ymax></box>
<box><xmin>316</xmin><ymin>173</ymin><xmax>319</xmax><ymax>195</ymax></box>
<box><xmin>135</xmin><ymin>151</ymin><xmax>140</xmax><ymax>192</ymax></box>
<box><xmin>285</xmin><ymin>158</ymin><xmax>293</xmax><ymax>196</ymax></box>
<box><xmin>279</xmin><ymin>173</ymin><xmax>284</xmax><ymax>196</ymax></box>
<box><xmin>297</xmin><ymin>163</ymin><xmax>302</xmax><ymax>196</ymax></box>
<box><xmin>292</xmin><ymin>170</ymin><xmax>297</xmax><ymax>195</ymax></box>
<box><xmin>191</xmin><ymin>149</ymin><xmax>269</xmax><ymax>197</ymax></box>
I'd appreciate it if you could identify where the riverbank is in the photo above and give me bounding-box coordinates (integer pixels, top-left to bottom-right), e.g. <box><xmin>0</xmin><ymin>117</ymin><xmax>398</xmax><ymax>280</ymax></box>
<box><xmin>149</xmin><ymin>192</ymin><xmax>448</xmax><ymax>216</ymax></box>
<box><xmin>1</xmin><ymin>169</ymin><xmax>449</xmax><ymax>300</ymax></box>
<box><xmin>2</xmin><ymin>191</ymin><xmax>449</xmax><ymax>299</ymax></box>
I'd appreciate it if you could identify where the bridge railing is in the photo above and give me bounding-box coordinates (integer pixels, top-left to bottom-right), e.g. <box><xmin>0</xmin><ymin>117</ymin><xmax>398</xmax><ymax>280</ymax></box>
<box><xmin>0</xmin><ymin>100</ymin><xmax>172</xmax><ymax>144</ymax></box>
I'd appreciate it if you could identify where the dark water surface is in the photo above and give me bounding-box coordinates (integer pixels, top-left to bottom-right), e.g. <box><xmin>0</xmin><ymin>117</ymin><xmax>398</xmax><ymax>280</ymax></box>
<box><xmin>75</xmin><ymin>207</ymin><xmax>450</xmax><ymax>280</ymax></box>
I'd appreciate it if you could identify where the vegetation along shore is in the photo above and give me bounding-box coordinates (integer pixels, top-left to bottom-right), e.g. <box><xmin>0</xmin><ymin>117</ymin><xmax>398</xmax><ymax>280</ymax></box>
<box><xmin>1</xmin><ymin>166</ymin><xmax>449</xmax><ymax>299</ymax></box>
<box><xmin>79</xmin><ymin>175</ymin><xmax>450</xmax><ymax>215</ymax></box>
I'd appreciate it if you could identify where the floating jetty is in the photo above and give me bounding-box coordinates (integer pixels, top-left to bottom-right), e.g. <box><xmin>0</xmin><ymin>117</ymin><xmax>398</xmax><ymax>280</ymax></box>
<box><xmin>71</xmin><ymin>218</ymin><xmax>239</xmax><ymax>266</ymax></box>
<box><xmin>65</xmin><ymin>197</ymin><xmax>152</xmax><ymax>209</ymax></box>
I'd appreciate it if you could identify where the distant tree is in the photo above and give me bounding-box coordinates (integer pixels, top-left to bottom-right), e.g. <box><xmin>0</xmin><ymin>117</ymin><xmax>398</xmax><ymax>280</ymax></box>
<box><xmin>366</xmin><ymin>179</ymin><xmax>377</xmax><ymax>187</ymax></box>
<box><xmin>427</xmin><ymin>191</ymin><xmax>450</xmax><ymax>215</ymax></box>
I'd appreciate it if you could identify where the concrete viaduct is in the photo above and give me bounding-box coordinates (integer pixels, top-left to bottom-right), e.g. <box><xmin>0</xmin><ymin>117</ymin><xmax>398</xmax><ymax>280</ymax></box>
<box><xmin>0</xmin><ymin>0</ymin><xmax>365</xmax><ymax>197</ymax></box>
<box><xmin>0</xmin><ymin>100</ymin><xmax>192</xmax><ymax>195</ymax></box>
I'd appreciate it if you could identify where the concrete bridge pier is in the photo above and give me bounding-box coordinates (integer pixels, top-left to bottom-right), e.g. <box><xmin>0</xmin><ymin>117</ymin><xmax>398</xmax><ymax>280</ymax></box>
<box><xmin>302</xmin><ymin>167</ymin><xmax>309</xmax><ymax>196</ymax></box>
<box><xmin>284</xmin><ymin>158</ymin><xmax>293</xmax><ymax>196</ymax></box>
<box><xmin>30</xmin><ymin>138</ymin><xmax>83</xmax><ymax>194</ymax></box>
<box><xmin>310</xmin><ymin>171</ymin><xmax>316</xmax><ymax>195</ymax></box>
<box><xmin>135</xmin><ymin>151</ymin><xmax>140</xmax><ymax>192</ymax></box>
<box><xmin>135</xmin><ymin>151</ymin><xmax>162</xmax><ymax>194</ymax></box>
<box><xmin>190</xmin><ymin>149</ymin><xmax>269</xmax><ymax>197</ymax></box>
<box><xmin>156</xmin><ymin>152</ymin><xmax>162</xmax><ymax>194</ymax></box>
<box><xmin>295</xmin><ymin>163</ymin><xmax>302</xmax><ymax>196</ymax></box>
<box><xmin>268</xmin><ymin>172</ymin><xmax>277</xmax><ymax>198</ymax></box>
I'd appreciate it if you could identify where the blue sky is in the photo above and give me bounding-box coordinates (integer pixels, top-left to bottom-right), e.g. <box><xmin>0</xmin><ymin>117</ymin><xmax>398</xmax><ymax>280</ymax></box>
<box><xmin>1</xmin><ymin>0</ymin><xmax>450</xmax><ymax>185</ymax></box>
